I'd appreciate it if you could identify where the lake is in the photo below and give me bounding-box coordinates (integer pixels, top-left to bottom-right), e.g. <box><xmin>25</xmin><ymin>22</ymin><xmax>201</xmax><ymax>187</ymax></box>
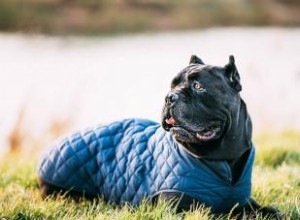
<box><xmin>1</xmin><ymin>28</ymin><xmax>300</xmax><ymax>151</ymax></box>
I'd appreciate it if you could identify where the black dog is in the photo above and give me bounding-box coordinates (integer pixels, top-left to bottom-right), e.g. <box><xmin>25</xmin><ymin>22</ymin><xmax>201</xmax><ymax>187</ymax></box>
<box><xmin>160</xmin><ymin>55</ymin><xmax>281</xmax><ymax>218</ymax></box>
<box><xmin>38</xmin><ymin>55</ymin><xmax>282</xmax><ymax>219</ymax></box>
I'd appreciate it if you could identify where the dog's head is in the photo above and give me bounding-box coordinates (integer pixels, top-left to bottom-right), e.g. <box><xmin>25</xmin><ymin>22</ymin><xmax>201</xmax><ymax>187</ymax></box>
<box><xmin>162</xmin><ymin>55</ymin><xmax>249</xmax><ymax>158</ymax></box>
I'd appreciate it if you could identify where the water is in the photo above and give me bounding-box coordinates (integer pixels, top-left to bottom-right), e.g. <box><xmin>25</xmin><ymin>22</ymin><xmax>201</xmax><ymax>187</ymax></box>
<box><xmin>1</xmin><ymin>28</ymin><xmax>300</xmax><ymax>151</ymax></box>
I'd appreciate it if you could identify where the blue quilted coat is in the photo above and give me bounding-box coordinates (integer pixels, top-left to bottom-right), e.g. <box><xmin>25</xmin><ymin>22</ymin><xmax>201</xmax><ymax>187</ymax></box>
<box><xmin>38</xmin><ymin>118</ymin><xmax>254</xmax><ymax>213</ymax></box>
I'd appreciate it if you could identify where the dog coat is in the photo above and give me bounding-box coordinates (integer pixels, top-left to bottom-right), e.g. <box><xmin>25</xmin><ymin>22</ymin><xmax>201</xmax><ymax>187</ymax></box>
<box><xmin>38</xmin><ymin>118</ymin><xmax>254</xmax><ymax>213</ymax></box>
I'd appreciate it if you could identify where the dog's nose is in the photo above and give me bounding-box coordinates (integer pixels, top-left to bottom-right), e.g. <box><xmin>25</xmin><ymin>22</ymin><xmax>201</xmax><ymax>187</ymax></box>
<box><xmin>165</xmin><ymin>92</ymin><xmax>179</xmax><ymax>105</ymax></box>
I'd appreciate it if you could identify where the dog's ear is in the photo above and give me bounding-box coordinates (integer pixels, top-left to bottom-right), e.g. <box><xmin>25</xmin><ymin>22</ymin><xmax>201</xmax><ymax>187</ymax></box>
<box><xmin>189</xmin><ymin>55</ymin><xmax>205</xmax><ymax>65</ymax></box>
<box><xmin>225</xmin><ymin>55</ymin><xmax>242</xmax><ymax>92</ymax></box>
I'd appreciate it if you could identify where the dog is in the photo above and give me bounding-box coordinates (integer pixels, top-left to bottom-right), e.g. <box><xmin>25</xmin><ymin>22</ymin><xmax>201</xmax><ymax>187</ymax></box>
<box><xmin>38</xmin><ymin>55</ymin><xmax>282</xmax><ymax>219</ymax></box>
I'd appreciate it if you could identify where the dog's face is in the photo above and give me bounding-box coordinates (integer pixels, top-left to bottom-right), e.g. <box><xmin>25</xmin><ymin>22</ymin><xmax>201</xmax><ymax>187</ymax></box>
<box><xmin>162</xmin><ymin>55</ymin><xmax>242</xmax><ymax>146</ymax></box>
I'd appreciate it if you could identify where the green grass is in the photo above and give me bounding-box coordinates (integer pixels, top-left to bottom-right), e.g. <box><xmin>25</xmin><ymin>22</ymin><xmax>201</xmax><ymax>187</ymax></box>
<box><xmin>1</xmin><ymin>131</ymin><xmax>300</xmax><ymax>219</ymax></box>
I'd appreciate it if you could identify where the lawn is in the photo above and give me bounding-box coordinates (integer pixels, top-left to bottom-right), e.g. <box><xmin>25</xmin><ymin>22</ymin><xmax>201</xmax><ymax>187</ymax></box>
<box><xmin>0</xmin><ymin>131</ymin><xmax>299</xmax><ymax>219</ymax></box>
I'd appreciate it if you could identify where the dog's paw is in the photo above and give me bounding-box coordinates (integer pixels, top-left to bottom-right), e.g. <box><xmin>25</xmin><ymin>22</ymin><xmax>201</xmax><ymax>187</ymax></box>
<box><xmin>259</xmin><ymin>206</ymin><xmax>285</xmax><ymax>220</ymax></box>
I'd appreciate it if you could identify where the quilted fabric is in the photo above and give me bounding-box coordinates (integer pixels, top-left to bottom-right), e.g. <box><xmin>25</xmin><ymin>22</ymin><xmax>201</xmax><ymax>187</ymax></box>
<box><xmin>38</xmin><ymin>118</ymin><xmax>254</xmax><ymax>213</ymax></box>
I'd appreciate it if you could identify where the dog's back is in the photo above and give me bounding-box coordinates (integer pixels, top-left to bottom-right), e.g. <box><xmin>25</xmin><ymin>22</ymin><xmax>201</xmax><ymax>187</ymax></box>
<box><xmin>39</xmin><ymin>118</ymin><xmax>161</xmax><ymax>204</ymax></box>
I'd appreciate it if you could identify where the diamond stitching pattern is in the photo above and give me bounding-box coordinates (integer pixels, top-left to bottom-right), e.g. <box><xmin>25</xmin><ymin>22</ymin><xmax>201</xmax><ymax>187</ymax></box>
<box><xmin>38</xmin><ymin>118</ymin><xmax>254</xmax><ymax>212</ymax></box>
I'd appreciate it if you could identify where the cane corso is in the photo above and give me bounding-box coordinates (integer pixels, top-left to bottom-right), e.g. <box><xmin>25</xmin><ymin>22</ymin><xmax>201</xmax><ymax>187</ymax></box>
<box><xmin>38</xmin><ymin>55</ymin><xmax>282</xmax><ymax>219</ymax></box>
<box><xmin>160</xmin><ymin>55</ymin><xmax>282</xmax><ymax>218</ymax></box>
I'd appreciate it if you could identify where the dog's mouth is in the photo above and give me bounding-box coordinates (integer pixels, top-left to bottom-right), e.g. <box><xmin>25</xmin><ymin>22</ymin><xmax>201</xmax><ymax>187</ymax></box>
<box><xmin>163</xmin><ymin>115</ymin><xmax>223</xmax><ymax>143</ymax></box>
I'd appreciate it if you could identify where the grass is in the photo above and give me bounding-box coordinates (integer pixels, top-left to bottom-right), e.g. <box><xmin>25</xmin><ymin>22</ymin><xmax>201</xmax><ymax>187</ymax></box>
<box><xmin>0</xmin><ymin>131</ymin><xmax>300</xmax><ymax>219</ymax></box>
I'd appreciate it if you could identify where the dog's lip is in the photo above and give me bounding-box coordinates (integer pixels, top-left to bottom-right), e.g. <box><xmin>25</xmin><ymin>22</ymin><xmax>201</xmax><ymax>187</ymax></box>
<box><xmin>196</xmin><ymin>126</ymin><xmax>222</xmax><ymax>142</ymax></box>
<box><xmin>170</xmin><ymin>126</ymin><xmax>222</xmax><ymax>142</ymax></box>
<box><xmin>166</xmin><ymin>118</ymin><xmax>223</xmax><ymax>142</ymax></box>
<box><xmin>163</xmin><ymin>110</ymin><xmax>223</xmax><ymax>142</ymax></box>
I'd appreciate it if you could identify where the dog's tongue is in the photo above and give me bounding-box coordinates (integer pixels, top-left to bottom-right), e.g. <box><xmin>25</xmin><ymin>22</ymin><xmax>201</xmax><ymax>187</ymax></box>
<box><xmin>165</xmin><ymin>117</ymin><xmax>176</xmax><ymax>126</ymax></box>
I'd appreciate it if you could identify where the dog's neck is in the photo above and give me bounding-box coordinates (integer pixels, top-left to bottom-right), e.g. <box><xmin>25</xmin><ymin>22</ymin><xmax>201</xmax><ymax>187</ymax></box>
<box><xmin>183</xmin><ymin>98</ymin><xmax>252</xmax><ymax>160</ymax></box>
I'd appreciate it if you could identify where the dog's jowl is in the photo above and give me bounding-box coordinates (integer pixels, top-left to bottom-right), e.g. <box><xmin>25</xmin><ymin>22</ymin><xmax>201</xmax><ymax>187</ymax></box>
<box><xmin>38</xmin><ymin>55</ymin><xmax>282</xmax><ymax>219</ymax></box>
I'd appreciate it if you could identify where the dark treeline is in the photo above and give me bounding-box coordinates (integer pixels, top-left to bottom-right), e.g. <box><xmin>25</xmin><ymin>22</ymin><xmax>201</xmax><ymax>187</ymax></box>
<box><xmin>0</xmin><ymin>0</ymin><xmax>299</xmax><ymax>35</ymax></box>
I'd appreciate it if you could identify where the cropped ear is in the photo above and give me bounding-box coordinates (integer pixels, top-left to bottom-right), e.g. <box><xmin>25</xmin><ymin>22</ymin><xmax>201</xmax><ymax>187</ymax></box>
<box><xmin>189</xmin><ymin>55</ymin><xmax>205</xmax><ymax>65</ymax></box>
<box><xmin>225</xmin><ymin>55</ymin><xmax>242</xmax><ymax>92</ymax></box>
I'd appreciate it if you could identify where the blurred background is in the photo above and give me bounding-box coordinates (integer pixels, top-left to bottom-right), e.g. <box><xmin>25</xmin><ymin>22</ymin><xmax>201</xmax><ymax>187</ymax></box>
<box><xmin>1</xmin><ymin>0</ymin><xmax>300</xmax><ymax>156</ymax></box>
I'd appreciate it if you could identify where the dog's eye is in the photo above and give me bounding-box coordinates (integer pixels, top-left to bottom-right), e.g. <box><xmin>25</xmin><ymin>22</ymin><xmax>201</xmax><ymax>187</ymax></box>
<box><xmin>193</xmin><ymin>82</ymin><xmax>205</xmax><ymax>91</ymax></box>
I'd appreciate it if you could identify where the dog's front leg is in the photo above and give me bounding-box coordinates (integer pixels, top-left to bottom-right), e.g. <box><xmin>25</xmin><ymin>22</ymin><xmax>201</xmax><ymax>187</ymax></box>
<box><xmin>232</xmin><ymin>198</ymin><xmax>284</xmax><ymax>220</ymax></box>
